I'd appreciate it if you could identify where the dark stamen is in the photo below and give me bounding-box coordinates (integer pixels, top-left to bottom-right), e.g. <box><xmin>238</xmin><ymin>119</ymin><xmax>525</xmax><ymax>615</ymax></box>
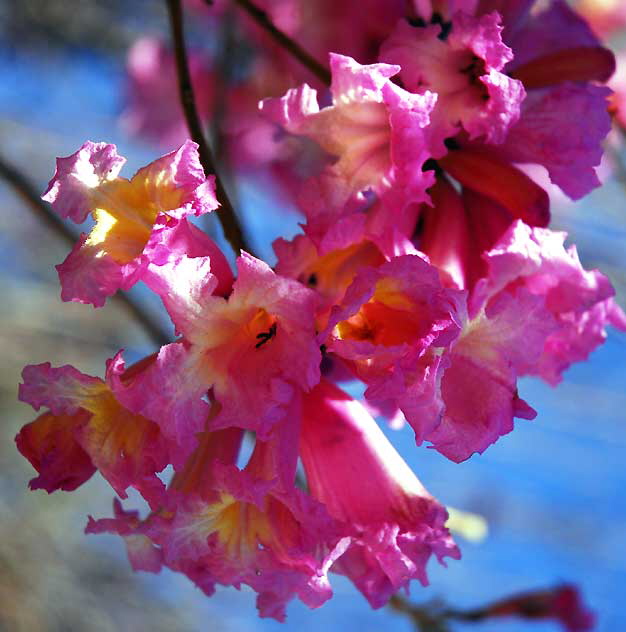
<box><xmin>407</xmin><ymin>16</ymin><xmax>427</xmax><ymax>27</ymax></box>
<box><xmin>431</xmin><ymin>12</ymin><xmax>452</xmax><ymax>40</ymax></box>
<box><xmin>255</xmin><ymin>322</ymin><xmax>277</xmax><ymax>349</ymax></box>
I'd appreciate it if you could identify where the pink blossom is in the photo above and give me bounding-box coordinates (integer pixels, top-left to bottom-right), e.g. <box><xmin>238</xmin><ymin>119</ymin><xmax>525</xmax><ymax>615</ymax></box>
<box><xmin>380</xmin><ymin>12</ymin><xmax>525</xmax><ymax>157</ymax></box>
<box><xmin>301</xmin><ymin>379</ymin><xmax>460</xmax><ymax>607</ymax></box>
<box><xmin>261</xmin><ymin>53</ymin><xmax>436</xmax><ymax>210</ymax></box>
<box><xmin>479</xmin><ymin>220</ymin><xmax>626</xmax><ymax>384</ymax></box>
<box><xmin>426</xmin><ymin>220</ymin><xmax>626</xmax><ymax>461</ymax></box>
<box><xmin>321</xmin><ymin>254</ymin><xmax>466</xmax><ymax>445</ymax></box>
<box><xmin>17</xmin><ymin>359</ymin><xmax>169</xmax><ymax>506</ymax></box>
<box><xmin>43</xmin><ymin>140</ymin><xmax>223</xmax><ymax>306</ymax></box>
<box><xmin>426</xmin><ymin>288</ymin><xmax>552</xmax><ymax>461</ymax></box>
<box><xmin>274</xmin><ymin>193</ymin><xmax>420</xmax><ymax>328</ymax></box>
<box><xmin>88</xmin><ymin>421</ymin><xmax>346</xmax><ymax>621</ymax></box>
<box><xmin>113</xmin><ymin>253</ymin><xmax>320</xmax><ymax>456</ymax></box>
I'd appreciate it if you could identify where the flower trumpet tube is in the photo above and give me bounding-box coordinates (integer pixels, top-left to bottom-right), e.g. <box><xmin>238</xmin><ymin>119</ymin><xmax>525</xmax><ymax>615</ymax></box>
<box><xmin>300</xmin><ymin>379</ymin><xmax>460</xmax><ymax>607</ymax></box>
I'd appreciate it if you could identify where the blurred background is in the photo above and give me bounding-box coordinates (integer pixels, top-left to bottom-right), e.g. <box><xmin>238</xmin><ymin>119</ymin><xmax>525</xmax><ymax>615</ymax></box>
<box><xmin>1</xmin><ymin>1</ymin><xmax>625</xmax><ymax>631</ymax></box>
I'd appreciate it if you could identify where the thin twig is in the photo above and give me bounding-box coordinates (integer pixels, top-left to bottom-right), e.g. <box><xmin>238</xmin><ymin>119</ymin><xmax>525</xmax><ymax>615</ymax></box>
<box><xmin>230</xmin><ymin>0</ymin><xmax>331</xmax><ymax>86</ymax></box>
<box><xmin>0</xmin><ymin>154</ymin><xmax>171</xmax><ymax>347</ymax></box>
<box><xmin>388</xmin><ymin>595</ymin><xmax>450</xmax><ymax>632</ymax></box>
<box><xmin>165</xmin><ymin>0</ymin><xmax>251</xmax><ymax>256</ymax></box>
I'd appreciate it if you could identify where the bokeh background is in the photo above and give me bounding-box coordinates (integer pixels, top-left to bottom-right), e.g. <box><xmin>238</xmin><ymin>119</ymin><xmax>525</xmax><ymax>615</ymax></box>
<box><xmin>1</xmin><ymin>2</ymin><xmax>625</xmax><ymax>631</ymax></box>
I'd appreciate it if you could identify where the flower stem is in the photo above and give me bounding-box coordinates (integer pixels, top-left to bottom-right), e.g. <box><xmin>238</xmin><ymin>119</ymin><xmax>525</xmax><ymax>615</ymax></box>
<box><xmin>166</xmin><ymin>0</ymin><xmax>252</xmax><ymax>256</ymax></box>
<box><xmin>231</xmin><ymin>0</ymin><xmax>331</xmax><ymax>86</ymax></box>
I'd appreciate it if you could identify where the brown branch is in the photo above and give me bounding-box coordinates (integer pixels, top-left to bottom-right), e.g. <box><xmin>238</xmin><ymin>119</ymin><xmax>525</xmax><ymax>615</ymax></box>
<box><xmin>165</xmin><ymin>0</ymin><xmax>252</xmax><ymax>256</ymax></box>
<box><xmin>0</xmin><ymin>154</ymin><xmax>171</xmax><ymax>347</ymax></box>
<box><xmin>388</xmin><ymin>595</ymin><xmax>450</xmax><ymax>632</ymax></box>
<box><xmin>230</xmin><ymin>0</ymin><xmax>331</xmax><ymax>86</ymax></box>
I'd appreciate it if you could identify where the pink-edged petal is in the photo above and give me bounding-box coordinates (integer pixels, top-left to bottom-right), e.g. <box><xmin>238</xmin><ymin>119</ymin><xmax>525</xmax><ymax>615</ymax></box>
<box><xmin>537</xmin><ymin>299</ymin><xmax>626</xmax><ymax>385</ymax></box>
<box><xmin>86</xmin><ymin>499</ymin><xmax>162</xmax><ymax>572</ymax></box>
<box><xmin>131</xmin><ymin>140</ymin><xmax>218</xmax><ymax>219</ymax></box>
<box><xmin>495</xmin><ymin>83</ymin><xmax>612</xmax><ymax>200</ymax></box>
<box><xmin>365</xmin><ymin>349</ymin><xmax>449</xmax><ymax>444</ymax></box>
<box><xmin>42</xmin><ymin>141</ymin><xmax>126</xmax><ymax>223</ymax></box>
<box><xmin>15</xmin><ymin>411</ymin><xmax>96</xmax><ymax>493</ymax></box>
<box><xmin>328</xmin><ymin>53</ymin><xmax>400</xmax><ymax>101</ymax></box>
<box><xmin>428</xmin><ymin>289</ymin><xmax>556</xmax><ymax>461</ymax></box>
<box><xmin>56</xmin><ymin>233</ymin><xmax>132</xmax><ymax>307</ymax></box>
<box><xmin>109</xmin><ymin>342</ymin><xmax>209</xmax><ymax>468</ymax></box>
<box><xmin>259</xmin><ymin>83</ymin><xmax>320</xmax><ymax>130</ymax></box>
<box><xmin>19</xmin><ymin>362</ymin><xmax>102</xmax><ymax>415</ymax></box>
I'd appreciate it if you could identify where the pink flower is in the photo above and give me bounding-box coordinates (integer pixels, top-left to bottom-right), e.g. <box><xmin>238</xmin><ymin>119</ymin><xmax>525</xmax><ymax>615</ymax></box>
<box><xmin>89</xmin><ymin>419</ymin><xmax>346</xmax><ymax>621</ymax></box>
<box><xmin>322</xmin><ymin>254</ymin><xmax>465</xmax><ymax>443</ymax></box>
<box><xmin>43</xmin><ymin>140</ymin><xmax>226</xmax><ymax>306</ymax></box>
<box><xmin>426</xmin><ymin>220</ymin><xmax>626</xmax><ymax>461</ymax></box>
<box><xmin>261</xmin><ymin>53</ymin><xmax>436</xmax><ymax>211</ymax></box>
<box><xmin>112</xmin><ymin>253</ymin><xmax>321</xmax><ymax>459</ymax></box>
<box><xmin>425</xmin><ymin>287</ymin><xmax>551</xmax><ymax>461</ymax></box>
<box><xmin>301</xmin><ymin>379</ymin><xmax>460</xmax><ymax>607</ymax></box>
<box><xmin>478</xmin><ymin>220</ymin><xmax>626</xmax><ymax>384</ymax></box>
<box><xmin>380</xmin><ymin>11</ymin><xmax>525</xmax><ymax>157</ymax></box>
<box><xmin>17</xmin><ymin>358</ymin><xmax>169</xmax><ymax>507</ymax></box>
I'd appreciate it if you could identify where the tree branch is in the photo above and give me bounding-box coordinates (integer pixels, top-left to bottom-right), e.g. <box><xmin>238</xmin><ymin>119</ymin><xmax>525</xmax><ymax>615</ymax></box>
<box><xmin>166</xmin><ymin>0</ymin><xmax>252</xmax><ymax>256</ymax></box>
<box><xmin>0</xmin><ymin>154</ymin><xmax>171</xmax><ymax>347</ymax></box>
<box><xmin>230</xmin><ymin>0</ymin><xmax>331</xmax><ymax>86</ymax></box>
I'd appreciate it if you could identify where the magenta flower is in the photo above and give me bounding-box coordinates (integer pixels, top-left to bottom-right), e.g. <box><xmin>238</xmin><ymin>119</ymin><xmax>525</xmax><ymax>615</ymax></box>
<box><xmin>322</xmin><ymin>254</ymin><xmax>466</xmax><ymax>443</ymax></box>
<box><xmin>479</xmin><ymin>220</ymin><xmax>626</xmax><ymax>384</ymax></box>
<box><xmin>261</xmin><ymin>53</ymin><xmax>437</xmax><ymax>211</ymax></box>
<box><xmin>301</xmin><ymin>379</ymin><xmax>460</xmax><ymax>607</ymax></box>
<box><xmin>426</xmin><ymin>220</ymin><xmax>626</xmax><ymax>461</ymax></box>
<box><xmin>88</xmin><ymin>418</ymin><xmax>347</xmax><ymax>621</ymax></box>
<box><xmin>42</xmin><ymin>140</ymin><xmax>226</xmax><ymax>306</ymax></box>
<box><xmin>380</xmin><ymin>11</ymin><xmax>525</xmax><ymax>157</ymax></box>
<box><xmin>112</xmin><ymin>253</ymin><xmax>321</xmax><ymax>461</ymax></box>
<box><xmin>17</xmin><ymin>357</ymin><xmax>169</xmax><ymax>507</ymax></box>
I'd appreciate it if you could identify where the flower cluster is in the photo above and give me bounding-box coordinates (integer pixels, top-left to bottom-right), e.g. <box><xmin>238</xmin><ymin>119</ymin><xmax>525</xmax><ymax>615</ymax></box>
<box><xmin>17</xmin><ymin>0</ymin><xmax>624</xmax><ymax>623</ymax></box>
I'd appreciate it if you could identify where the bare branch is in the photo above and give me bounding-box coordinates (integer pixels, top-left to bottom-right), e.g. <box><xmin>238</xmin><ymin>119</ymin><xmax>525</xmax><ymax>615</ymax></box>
<box><xmin>230</xmin><ymin>0</ymin><xmax>331</xmax><ymax>86</ymax></box>
<box><xmin>165</xmin><ymin>0</ymin><xmax>252</xmax><ymax>256</ymax></box>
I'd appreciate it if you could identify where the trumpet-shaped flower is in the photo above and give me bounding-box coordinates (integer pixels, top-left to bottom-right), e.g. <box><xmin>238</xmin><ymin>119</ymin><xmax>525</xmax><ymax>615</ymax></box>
<box><xmin>113</xmin><ymin>253</ymin><xmax>321</xmax><ymax>457</ymax></box>
<box><xmin>380</xmin><ymin>12</ymin><xmax>525</xmax><ymax>157</ymax></box>
<box><xmin>323</xmin><ymin>254</ymin><xmax>465</xmax><ymax>440</ymax></box>
<box><xmin>89</xmin><ymin>418</ymin><xmax>347</xmax><ymax>621</ymax></box>
<box><xmin>43</xmin><ymin>140</ymin><xmax>225</xmax><ymax>306</ymax></box>
<box><xmin>300</xmin><ymin>379</ymin><xmax>459</xmax><ymax>607</ymax></box>
<box><xmin>17</xmin><ymin>357</ymin><xmax>169</xmax><ymax>506</ymax></box>
<box><xmin>425</xmin><ymin>220</ymin><xmax>626</xmax><ymax>461</ymax></box>
<box><xmin>261</xmin><ymin>53</ymin><xmax>437</xmax><ymax>211</ymax></box>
